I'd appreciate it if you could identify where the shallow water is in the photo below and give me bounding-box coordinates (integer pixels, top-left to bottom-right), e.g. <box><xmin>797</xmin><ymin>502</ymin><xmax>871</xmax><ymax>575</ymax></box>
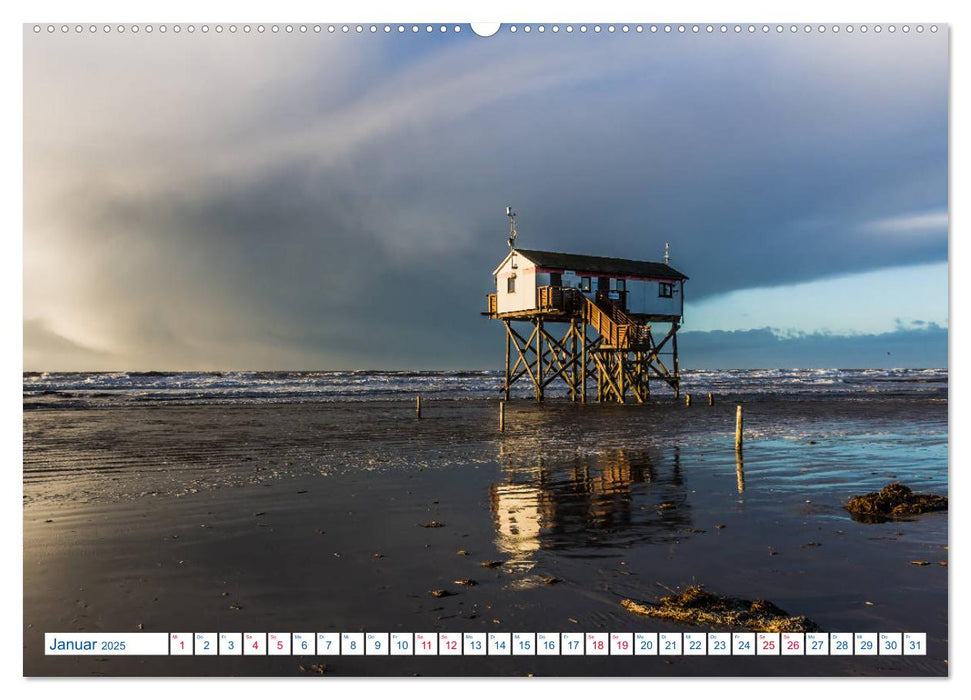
<box><xmin>23</xmin><ymin>397</ymin><xmax>948</xmax><ymax>676</ymax></box>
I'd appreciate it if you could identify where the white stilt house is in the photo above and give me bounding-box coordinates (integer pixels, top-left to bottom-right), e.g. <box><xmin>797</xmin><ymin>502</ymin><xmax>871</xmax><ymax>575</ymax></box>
<box><xmin>491</xmin><ymin>249</ymin><xmax>687</xmax><ymax>321</ymax></box>
<box><xmin>484</xmin><ymin>209</ymin><xmax>688</xmax><ymax>403</ymax></box>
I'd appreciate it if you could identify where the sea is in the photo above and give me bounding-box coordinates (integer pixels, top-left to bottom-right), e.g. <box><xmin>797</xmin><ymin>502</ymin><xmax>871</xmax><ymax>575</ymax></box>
<box><xmin>23</xmin><ymin>367</ymin><xmax>947</xmax><ymax>409</ymax></box>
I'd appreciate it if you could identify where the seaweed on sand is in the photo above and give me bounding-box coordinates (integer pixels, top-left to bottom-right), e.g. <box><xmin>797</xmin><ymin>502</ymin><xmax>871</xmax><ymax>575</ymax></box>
<box><xmin>844</xmin><ymin>482</ymin><xmax>947</xmax><ymax>523</ymax></box>
<box><xmin>621</xmin><ymin>585</ymin><xmax>820</xmax><ymax>632</ymax></box>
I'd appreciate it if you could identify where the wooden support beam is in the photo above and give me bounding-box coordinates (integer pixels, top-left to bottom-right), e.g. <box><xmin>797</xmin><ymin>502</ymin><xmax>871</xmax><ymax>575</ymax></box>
<box><xmin>636</xmin><ymin>353</ymin><xmax>651</xmax><ymax>404</ymax></box>
<box><xmin>508</xmin><ymin>367</ymin><xmax>529</xmax><ymax>386</ymax></box>
<box><xmin>535</xmin><ymin>318</ymin><xmax>544</xmax><ymax>402</ymax></box>
<box><xmin>539</xmin><ymin>332</ymin><xmax>580</xmax><ymax>390</ymax></box>
<box><xmin>504</xmin><ymin>324</ymin><xmax>511</xmax><ymax>401</ymax></box>
<box><xmin>581</xmin><ymin>322</ymin><xmax>588</xmax><ymax>403</ymax></box>
<box><xmin>538</xmin><ymin>324</ymin><xmax>586</xmax><ymax>395</ymax></box>
<box><xmin>672</xmin><ymin>323</ymin><xmax>680</xmax><ymax>397</ymax></box>
<box><xmin>496</xmin><ymin>313</ymin><xmax>668</xmax><ymax>405</ymax></box>
<box><xmin>570</xmin><ymin>319</ymin><xmax>578</xmax><ymax>402</ymax></box>
<box><xmin>625</xmin><ymin>355</ymin><xmax>646</xmax><ymax>404</ymax></box>
<box><xmin>540</xmin><ymin>327</ymin><xmax>571</xmax><ymax>386</ymax></box>
<box><xmin>619</xmin><ymin>354</ymin><xmax>626</xmax><ymax>404</ymax></box>
<box><xmin>591</xmin><ymin>351</ymin><xmax>623</xmax><ymax>403</ymax></box>
<box><xmin>596</xmin><ymin>352</ymin><xmax>604</xmax><ymax>402</ymax></box>
<box><xmin>507</xmin><ymin>323</ymin><xmax>540</xmax><ymax>391</ymax></box>
<box><xmin>652</xmin><ymin>324</ymin><xmax>677</xmax><ymax>354</ymax></box>
<box><xmin>541</xmin><ymin>364</ymin><xmax>575</xmax><ymax>390</ymax></box>
<box><xmin>506</xmin><ymin>324</ymin><xmax>538</xmax><ymax>378</ymax></box>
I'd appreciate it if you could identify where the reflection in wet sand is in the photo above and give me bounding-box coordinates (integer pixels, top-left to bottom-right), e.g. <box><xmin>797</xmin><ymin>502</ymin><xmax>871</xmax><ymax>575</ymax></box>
<box><xmin>489</xmin><ymin>447</ymin><xmax>692</xmax><ymax>585</ymax></box>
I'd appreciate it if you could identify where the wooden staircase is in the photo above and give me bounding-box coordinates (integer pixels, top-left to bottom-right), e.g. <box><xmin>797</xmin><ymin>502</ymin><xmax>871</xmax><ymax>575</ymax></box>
<box><xmin>581</xmin><ymin>296</ymin><xmax>651</xmax><ymax>349</ymax></box>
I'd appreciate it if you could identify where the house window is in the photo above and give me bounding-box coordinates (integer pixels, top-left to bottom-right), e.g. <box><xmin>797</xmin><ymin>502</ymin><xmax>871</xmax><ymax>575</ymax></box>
<box><xmin>659</xmin><ymin>282</ymin><xmax>674</xmax><ymax>298</ymax></box>
<box><xmin>579</xmin><ymin>276</ymin><xmax>591</xmax><ymax>292</ymax></box>
<box><xmin>616</xmin><ymin>279</ymin><xmax>626</xmax><ymax>292</ymax></box>
<box><xmin>507</xmin><ymin>276</ymin><xmax>516</xmax><ymax>293</ymax></box>
<box><xmin>550</xmin><ymin>272</ymin><xmax>562</xmax><ymax>287</ymax></box>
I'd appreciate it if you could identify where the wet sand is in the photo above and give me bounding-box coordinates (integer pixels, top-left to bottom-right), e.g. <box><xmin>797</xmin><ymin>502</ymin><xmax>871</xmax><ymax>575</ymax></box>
<box><xmin>23</xmin><ymin>397</ymin><xmax>948</xmax><ymax>676</ymax></box>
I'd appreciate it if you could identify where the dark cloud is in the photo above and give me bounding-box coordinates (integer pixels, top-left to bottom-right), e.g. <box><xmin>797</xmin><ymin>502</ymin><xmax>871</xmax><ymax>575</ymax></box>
<box><xmin>23</xmin><ymin>29</ymin><xmax>948</xmax><ymax>370</ymax></box>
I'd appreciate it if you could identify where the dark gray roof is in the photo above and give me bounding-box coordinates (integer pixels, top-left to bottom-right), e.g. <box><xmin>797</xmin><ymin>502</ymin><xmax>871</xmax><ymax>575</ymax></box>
<box><xmin>514</xmin><ymin>249</ymin><xmax>688</xmax><ymax>280</ymax></box>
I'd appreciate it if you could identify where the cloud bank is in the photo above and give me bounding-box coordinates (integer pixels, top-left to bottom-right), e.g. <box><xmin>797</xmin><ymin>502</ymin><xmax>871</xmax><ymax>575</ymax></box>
<box><xmin>681</xmin><ymin>324</ymin><xmax>947</xmax><ymax>370</ymax></box>
<box><xmin>24</xmin><ymin>28</ymin><xmax>948</xmax><ymax>370</ymax></box>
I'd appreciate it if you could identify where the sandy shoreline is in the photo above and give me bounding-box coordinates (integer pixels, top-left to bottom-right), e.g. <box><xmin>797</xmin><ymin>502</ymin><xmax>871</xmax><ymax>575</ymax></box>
<box><xmin>23</xmin><ymin>398</ymin><xmax>948</xmax><ymax>676</ymax></box>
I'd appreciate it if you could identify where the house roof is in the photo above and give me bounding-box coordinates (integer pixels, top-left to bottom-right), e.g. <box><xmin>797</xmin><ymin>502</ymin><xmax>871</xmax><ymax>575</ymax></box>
<box><xmin>511</xmin><ymin>248</ymin><xmax>688</xmax><ymax>280</ymax></box>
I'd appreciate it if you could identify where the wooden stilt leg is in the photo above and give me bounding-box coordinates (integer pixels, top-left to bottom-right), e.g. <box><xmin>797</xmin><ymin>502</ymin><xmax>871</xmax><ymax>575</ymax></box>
<box><xmin>672</xmin><ymin>324</ymin><xmax>680</xmax><ymax>399</ymax></box>
<box><xmin>569</xmin><ymin>320</ymin><xmax>577</xmax><ymax>402</ymax></box>
<box><xmin>618</xmin><ymin>354</ymin><xmax>626</xmax><ymax>404</ymax></box>
<box><xmin>597</xmin><ymin>355</ymin><xmax>603</xmax><ymax>403</ymax></box>
<box><xmin>536</xmin><ymin>318</ymin><xmax>544</xmax><ymax>402</ymax></box>
<box><xmin>504</xmin><ymin>324</ymin><xmax>511</xmax><ymax>401</ymax></box>
<box><xmin>581</xmin><ymin>324</ymin><xmax>587</xmax><ymax>404</ymax></box>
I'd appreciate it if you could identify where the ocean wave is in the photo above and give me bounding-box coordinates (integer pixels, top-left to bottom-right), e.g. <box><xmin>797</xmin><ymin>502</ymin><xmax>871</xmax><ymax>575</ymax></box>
<box><xmin>22</xmin><ymin>368</ymin><xmax>947</xmax><ymax>409</ymax></box>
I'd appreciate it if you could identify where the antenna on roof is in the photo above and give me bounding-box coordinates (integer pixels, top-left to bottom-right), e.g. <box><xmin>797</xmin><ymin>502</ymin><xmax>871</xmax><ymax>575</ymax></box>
<box><xmin>506</xmin><ymin>205</ymin><xmax>518</xmax><ymax>249</ymax></box>
<box><xmin>664</xmin><ymin>242</ymin><xmax>670</xmax><ymax>265</ymax></box>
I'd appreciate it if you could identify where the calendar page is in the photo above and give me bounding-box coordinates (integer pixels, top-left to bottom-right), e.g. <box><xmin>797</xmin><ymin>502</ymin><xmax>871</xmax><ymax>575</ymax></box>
<box><xmin>21</xmin><ymin>4</ymin><xmax>950</xmax><ymax>682</ymax></box>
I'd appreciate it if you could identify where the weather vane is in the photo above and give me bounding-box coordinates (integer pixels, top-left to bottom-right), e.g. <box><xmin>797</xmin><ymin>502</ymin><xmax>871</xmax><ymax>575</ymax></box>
<box><xmin>506</xmin><ymin>205</ymin><xmax>518</xmax><ymax>249</ymax></box>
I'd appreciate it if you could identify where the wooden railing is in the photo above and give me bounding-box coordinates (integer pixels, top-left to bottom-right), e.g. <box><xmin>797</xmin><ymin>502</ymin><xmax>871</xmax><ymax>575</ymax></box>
<box><xmin>537</xmin><ymin>286</ymin><xmax>553</xmax><ymax>311</ymax></box>
<box><xmin>486</xmin><ymin>287</ymin><xmax>649</xmax><ymax>348</ymax></box>
<box><xmin>601</xmin><ymin>298</ymin><xmax>652</xmax><ymax>347</ymax></box>
<box><xmin>537</xmin><ymin>286</ymin><xmax>568</xmax><ymax>312</ymax></box>
<box><xmin>582</xmin><ymin>295</ymin><xmax>628</xmax><ymax>348</ymax></box>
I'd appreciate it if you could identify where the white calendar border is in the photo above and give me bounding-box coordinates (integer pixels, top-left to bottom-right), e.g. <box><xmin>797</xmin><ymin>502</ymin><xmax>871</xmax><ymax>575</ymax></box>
<box><xmin>7</xmin><ymin>0</ymin><xmax>963</xmax><ymax>699</ymax></box>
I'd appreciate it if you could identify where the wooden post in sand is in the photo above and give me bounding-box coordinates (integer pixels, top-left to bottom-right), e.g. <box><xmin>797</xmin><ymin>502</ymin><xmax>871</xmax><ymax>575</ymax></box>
<box><xmin>735</xmin><ymin>405</ymin><xmax>743</xmax><ymax>451</ymax></box>
<box><xmin>416</xmin><ymin>394</ymin><xmax>422</xmax><ymax>419</ymax></box>
<box><xmin>708</xmin><ymin>392</ymin><xmax>714</xmax><ymax>406</ymax></box>
<box><xmin>685</xmin><ymin>394</ymin><xmax>691</xmax><ymax>407</ymax></box>
<box><xmin>499</xmin><ymin>400</ymin><xmax>505</xmax><ymax>432</ymax></box>
<box><xmin>735</xmin><ymin>449</ymin><xmax>745</xmax><ymax>493</ymax></box>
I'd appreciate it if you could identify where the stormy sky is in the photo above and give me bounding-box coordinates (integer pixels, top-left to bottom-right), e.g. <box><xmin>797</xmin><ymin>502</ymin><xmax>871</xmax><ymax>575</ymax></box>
<box><xmin>23</xmin><ymin>25</ymin><xmax>948</xmax><ymax>370</ymax></box>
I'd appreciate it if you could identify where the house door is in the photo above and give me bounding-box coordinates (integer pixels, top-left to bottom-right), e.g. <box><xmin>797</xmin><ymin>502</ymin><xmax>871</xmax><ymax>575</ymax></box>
<box><xmin>597</xmin><ymin>277</ymin><xmax>610</xmax><ymax>304</ymax></box>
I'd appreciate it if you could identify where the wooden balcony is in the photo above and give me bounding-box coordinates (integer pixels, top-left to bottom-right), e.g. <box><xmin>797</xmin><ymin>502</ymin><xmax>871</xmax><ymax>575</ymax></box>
<box><xmin>484</xmin><ymin>287</ymin><xmax>650</xmax><ymax>349</ymax></box>
<box><xmin>486</xmin><ymin>293</ymin><xmax>497</xmax><ymax>316</ymax></box>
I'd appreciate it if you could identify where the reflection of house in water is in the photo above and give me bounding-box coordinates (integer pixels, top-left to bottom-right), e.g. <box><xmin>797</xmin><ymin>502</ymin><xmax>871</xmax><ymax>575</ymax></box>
<box><xmin>490</xmin><ymin>483</ymin><xmax>543</xmax><ymax>577</ymax></box>
<box><xmin>489</xmin><ymin>447</ymin><xmax>692</xmax><ymax>580</ymax></box>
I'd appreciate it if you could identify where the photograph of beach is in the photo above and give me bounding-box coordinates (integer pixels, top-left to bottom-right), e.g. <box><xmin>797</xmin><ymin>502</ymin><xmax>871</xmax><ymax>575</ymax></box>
<box><xmin>22</xmin><ymin>16</ymin><xmax>948</xmax><ymax>679</ymax></box>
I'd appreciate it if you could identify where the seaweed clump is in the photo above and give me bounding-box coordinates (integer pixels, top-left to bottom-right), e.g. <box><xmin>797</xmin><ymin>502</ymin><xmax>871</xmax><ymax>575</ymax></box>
<box><xmin>621</xmin><ymin>585</ymin><xmax>819</xmax><ymax>633</ymax></box>
<box><xmin>845</xmin><ymin>482</ymin><xmax>947</xmax><ymax>523</ymax></box>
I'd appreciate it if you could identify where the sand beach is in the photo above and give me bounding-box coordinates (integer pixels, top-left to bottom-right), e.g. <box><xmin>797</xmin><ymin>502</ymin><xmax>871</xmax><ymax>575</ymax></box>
<box><xmin>23</xmin><ymin>389</ymin><xmax>947</xmax><ymax>676</ymax></box>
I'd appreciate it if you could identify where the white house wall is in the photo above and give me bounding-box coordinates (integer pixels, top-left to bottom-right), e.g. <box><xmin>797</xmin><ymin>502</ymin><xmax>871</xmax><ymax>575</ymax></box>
<box><xmin>494</xmin><ymin>253</ymin><xmax>684</xmax><ymax>318</ymax></box>
<box><xmin>495</xmin><ymin>256</ymin><xmax>537</xmax><ymax>314</ymax></box>
<box><xmin>624</xmin><ymin>278</ymin><xmax>683</xmax><ymax>317</ymax></box>
<box><xmin>556</xmin><ymin>270</ymin><xmax>683</xmax><ymax>317</ymax></box>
